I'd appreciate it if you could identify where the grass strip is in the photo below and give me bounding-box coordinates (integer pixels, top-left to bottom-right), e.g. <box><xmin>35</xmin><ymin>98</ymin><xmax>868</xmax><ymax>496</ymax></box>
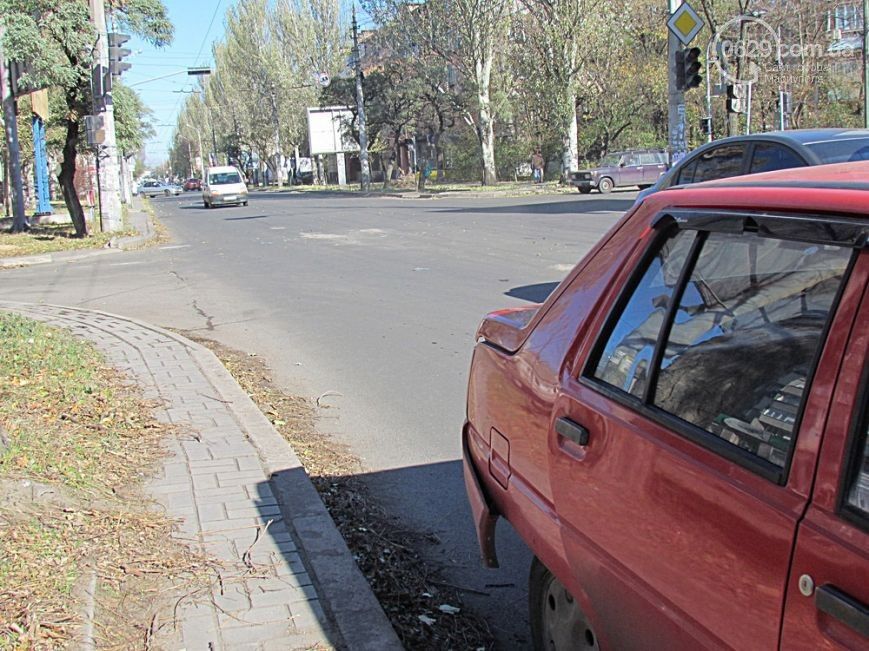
<box><xmin>0</xmin><ymin>313</ymin><xmax>210</xmax><ymax>649</ymax></box>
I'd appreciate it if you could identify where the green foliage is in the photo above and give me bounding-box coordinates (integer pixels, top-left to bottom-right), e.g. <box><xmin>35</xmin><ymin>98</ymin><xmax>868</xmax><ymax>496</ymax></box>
<box><xmin>108</xmin><ymin>0</ymin><xmax>173</xmax><ymax>46</ymax></box>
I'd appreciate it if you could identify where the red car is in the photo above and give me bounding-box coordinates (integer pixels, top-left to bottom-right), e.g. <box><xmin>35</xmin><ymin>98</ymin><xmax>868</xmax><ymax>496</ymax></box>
<box><xmin>464</xmin><ymin>162</ymin><xmax>869</xmax><ymax>649</ymax></box>
<box><xmin>183</xmin><ymin>178</ymin><xmax>202</xmax><ymax>191</ymax></box>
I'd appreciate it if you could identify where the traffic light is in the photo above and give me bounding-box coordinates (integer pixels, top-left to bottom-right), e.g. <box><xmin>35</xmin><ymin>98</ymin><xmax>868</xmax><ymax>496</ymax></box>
<box><xmin>84</xmin><ymin>114</ymin><xmax>106</xmax><ymax>147</ymax></box>
<box><xmin>108</xmin><ymin>33</ymin><xmax>132</xmax><ymax>77</ymax></box>
<box><xmin>727</xmin><ymin>84</ymin><xmax>746</xmax><ymax>114</ymax></box>
<box><xmin>675</xmin><ymin>46</ymin><xmax>702</xmax><ymax>91</ymax></box>
<box><xmin>682</xmin><ymin>47</ymin><xmax>702</xmax><ymax>90</ymax></box>
<box><xmin>8</xmin><ymin>60</ymin><xmax>34</xmax><ymax>97</ymax></box>
<box><xmin>675</xmin><ymin>47</ymin><xmax>702</xmax><ymax>91</ymax></box>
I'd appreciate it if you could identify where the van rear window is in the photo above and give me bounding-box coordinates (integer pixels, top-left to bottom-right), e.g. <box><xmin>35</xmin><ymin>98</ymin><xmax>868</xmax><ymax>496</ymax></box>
<box><xmin>209</xmin><ymin>172</ymin><xmax>242</xmax><ymax>185</ymax></box>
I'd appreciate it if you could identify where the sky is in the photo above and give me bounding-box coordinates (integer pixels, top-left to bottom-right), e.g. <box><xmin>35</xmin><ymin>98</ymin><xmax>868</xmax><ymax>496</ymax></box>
<box><xmin>123</xmin><ymin>0</ymin><xmax>238</xmax><ymax>168</ymax></box>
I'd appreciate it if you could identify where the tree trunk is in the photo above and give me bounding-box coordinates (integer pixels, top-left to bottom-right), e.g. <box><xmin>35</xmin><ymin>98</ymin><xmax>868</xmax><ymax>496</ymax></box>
<box><xmin>58</xmin><ymin>117</ymin><xmax>87</xmax><ymax>238</ymax></box>
<box><xmin>560</xmin><ymin>95</ymin><xmax>578</xmax><ymax>183</ymax></box>
<box><xmin>475</xmin><ymin>58</ymin><xmax>497</xmax><ymax>186</ymax></box>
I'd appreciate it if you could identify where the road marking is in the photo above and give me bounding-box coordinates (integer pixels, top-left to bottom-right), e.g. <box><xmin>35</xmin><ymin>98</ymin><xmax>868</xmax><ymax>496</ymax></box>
<box><xmin>109</xmin><ymin>261</ymin><xmax>146</xmax><ymax>266</ymax></box>
<box><xmin>300</xmin><ymin>232</ymin><xmax>347</xmax><ymax>240</ymax></box>
<box><xmin>269</xmin><ymin>226</ymin><xmax>286</xmax><ymax>230</ymax></box>
<box><xmin>160</xmin><ymin>245</ymin><xmax>191</xmax><ymax>251</ymax></box>
<box><xmin>550</xmin><ymin>263</ymin><xmax>574</xmax><ymax>272</ymax></box>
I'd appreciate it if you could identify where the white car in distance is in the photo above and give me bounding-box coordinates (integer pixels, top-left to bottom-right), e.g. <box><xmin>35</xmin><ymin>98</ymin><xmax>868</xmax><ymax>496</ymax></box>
<box><xmin>203</xmin><ymin>166</ymin><xmax>249</xmax><ymax>208</ymax></box>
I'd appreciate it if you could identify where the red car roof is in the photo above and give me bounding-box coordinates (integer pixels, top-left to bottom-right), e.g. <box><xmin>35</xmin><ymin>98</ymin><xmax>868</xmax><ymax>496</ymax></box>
<box><xmin>646</xmin><ymin>161</ymin><xmax>869</xmax><ymax>218</ymax></box>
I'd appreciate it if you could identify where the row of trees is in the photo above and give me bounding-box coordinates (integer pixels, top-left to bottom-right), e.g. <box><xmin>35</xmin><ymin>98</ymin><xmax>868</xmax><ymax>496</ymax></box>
<box><xmin>1</xmin><ymin>0</ymin><xmax>171</xmax><ymax>235</ymax></box>
<box><xmin>170</xmin><ymin>0</ymin><xmax>865</xmax><ymax>186</ymax></box>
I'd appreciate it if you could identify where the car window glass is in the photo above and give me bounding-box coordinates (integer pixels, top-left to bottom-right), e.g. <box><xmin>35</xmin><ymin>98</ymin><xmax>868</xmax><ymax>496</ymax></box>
<box><xmin>593</xmin><ymin>230</ymin><xmax>696</xmax><ymax>398</ymax></box>
<box><xmin>749</xmin><ymin>144</ymin><xmax>806</xmax><ymax>174</ymax></box>
<box><xmin>639</xmin><ymin>153</ymin><xmax>658</xmax><ymax>165</ymax></box>
<box><xmin>675</xmin><ymin>159</ymin><xmax>698</xmax><ymax>185</ymax></box>
<box><xmin>688</xmin><ymin>145</ymin><xmax>746</xmax><ymax>184</ymax></box>
<box><xmin>653</xmin><ymin>234</ymin><xmax>851</xmax><ymax>468</ymax></box>
<box><xmin>807</xmin><ymin>138</ymin><xmax>869</xmax><ymax>163</ymax></box>
<box><xmin>209</xmin><ymin>172</ymin><xmax>242</xmax><ymax>185</ymax></box>
<box><xmin>623</xmin><ymin>155</ymin><xmax>639</xmax><ymax>166</ymax></box>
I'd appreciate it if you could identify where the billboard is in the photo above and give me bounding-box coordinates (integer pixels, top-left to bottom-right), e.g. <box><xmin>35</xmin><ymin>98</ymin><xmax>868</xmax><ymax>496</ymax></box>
<box><xmin>307</xmin><ymin>106</ymin><xmax>359</xmax><ymax>155</ymax></box>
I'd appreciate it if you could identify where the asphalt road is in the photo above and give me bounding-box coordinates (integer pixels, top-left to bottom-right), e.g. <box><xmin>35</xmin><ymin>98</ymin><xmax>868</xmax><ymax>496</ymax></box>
<box><xmin>1</xmin><ymin>189</ymin><xmax>631</xmax><ymax>647</ymax></box>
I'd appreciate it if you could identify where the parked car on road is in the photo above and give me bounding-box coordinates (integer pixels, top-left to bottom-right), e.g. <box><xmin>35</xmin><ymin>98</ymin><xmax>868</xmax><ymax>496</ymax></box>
<box><xmin>570</xmin><ymin>149</ymin><xmax>668</xmax><ymax>193</ymax></box>
<box><xmin>637</xmin><ymin>128</ymin><xmax>869</xmax><ymax>202</ymax></box>
<box><xmin>203</xmin><ymin>166</ymin><xmax>248</xmax><ymax>208</ymax></box>
<box><xmin>464</xmin><ymin>161</ymin><xmax>869</xmax><ymax>650</ymax></box>
<box><xmin>138</xmin><ymin>180</ymin><xmax>182</xmax><ymax>197</ymax></box>
<box><xmin>183</xmin><ymin>178</ymin><xmax>202</xmax><ymax>191</ymax></box>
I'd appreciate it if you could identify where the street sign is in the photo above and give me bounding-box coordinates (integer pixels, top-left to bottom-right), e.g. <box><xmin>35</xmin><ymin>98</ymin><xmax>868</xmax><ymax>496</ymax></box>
<box><xmin>316</xmin><ymin>72</ymin><xmax>331</xmax><ymax>88</ymax></box>
<box><xmin>667</xmin><ymin>2</ymin><xmax>704</xmax><ymax>46</ymax></box>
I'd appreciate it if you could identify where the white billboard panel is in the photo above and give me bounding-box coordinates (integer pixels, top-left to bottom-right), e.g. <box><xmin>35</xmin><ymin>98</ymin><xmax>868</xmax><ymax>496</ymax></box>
<box><xmin>307</xmin><ymin>106</ymin><xmax>359</xmax><ymax>155</ymax></box>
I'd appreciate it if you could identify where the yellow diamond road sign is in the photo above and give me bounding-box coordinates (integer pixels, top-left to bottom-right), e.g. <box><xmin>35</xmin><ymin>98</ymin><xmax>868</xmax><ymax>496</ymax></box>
<box><xmin>667</xmin><ymin>2</ymin><xmax>704</xmax><ymax>46</ymax></box>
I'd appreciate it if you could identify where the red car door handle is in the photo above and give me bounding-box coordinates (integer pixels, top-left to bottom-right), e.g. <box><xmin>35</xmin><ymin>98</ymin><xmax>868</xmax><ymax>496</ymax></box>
<box><xmin>555</xmin><ymin>417</ymin><xmax>589</xmax><ymax>446</ymax></box>
<box><xmin>815</xmin><ymin>584</ymin><xmax>869</xmax><ymax>638</ymax></box>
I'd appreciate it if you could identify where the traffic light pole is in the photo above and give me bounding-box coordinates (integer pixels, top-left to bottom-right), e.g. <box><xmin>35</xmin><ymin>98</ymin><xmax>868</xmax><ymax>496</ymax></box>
<box><xmin>667</xmin><ymin>0</ymin><xmax>687</xmax><ymax>165</ymax></box>
<box><xmin>89</xmin><ymin>0</ymin><xmax>123</xmax><ymax>231</ymax></box>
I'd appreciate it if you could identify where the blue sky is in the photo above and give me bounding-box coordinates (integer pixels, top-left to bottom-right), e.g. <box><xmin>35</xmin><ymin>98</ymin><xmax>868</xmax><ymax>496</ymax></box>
<box><xmin>123</xmin><ymin>0</ymin><xmax>237</xmax><ymax>167</ymax></box>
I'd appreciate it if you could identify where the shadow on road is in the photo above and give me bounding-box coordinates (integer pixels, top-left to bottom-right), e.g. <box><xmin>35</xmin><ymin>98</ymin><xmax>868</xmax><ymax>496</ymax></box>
<box><xmin>505</xmin><ymin>282</ymin><xmax>560</xmax><ymax>303</ymax></box>
<box><xmin>224</xmin><ymin>214</ymin><xmax>269</xmax><ymax>221</ymax></box>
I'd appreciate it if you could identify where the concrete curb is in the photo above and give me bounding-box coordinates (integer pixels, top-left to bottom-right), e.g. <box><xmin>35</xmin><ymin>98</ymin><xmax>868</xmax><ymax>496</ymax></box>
<box><xmin>0</xmin><ymin>200</ymin><xmax>156</xmax><ymax>268</ymax></box>
<box><xmin>0</xmin><ymin>301</ymin><xmax>402</xmax><ymax>651</ymax></box>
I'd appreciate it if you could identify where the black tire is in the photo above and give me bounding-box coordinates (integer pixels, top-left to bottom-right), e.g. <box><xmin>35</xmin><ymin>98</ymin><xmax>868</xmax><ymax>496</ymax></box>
<box><xmin>164</xmin><ymin>189</ymin><xmax>171</xmax><ymax>196</ymax></box>
<box><xmin>530</xmin><ymin>557</ymin><xmax>599</xmax><ymax>651</ymax></box>
<box><xmin>578</xmin><ymin>187</ymin><xmax>592</xmax><ymax>194</ymax></box>
<box><xmin>597</xmin><ymin>177</ymin><xmax>614</xmax><ymax>194</ymax></box>
<box><xmin>204</xmin><ymin>201</ymin><xmax>211</xmax><ymax>209</ymax></box>
<box><xmin>242</xmin><ymin>201</ymin><xmax>248</xmax><ymax>206</ymax></box>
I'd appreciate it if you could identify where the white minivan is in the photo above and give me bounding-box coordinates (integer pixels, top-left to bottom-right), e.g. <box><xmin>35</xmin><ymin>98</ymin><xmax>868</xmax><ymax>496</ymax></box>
<box><xmin>203</xmin><ymin>165</ymin><xmax>248</xmax><ymax>208</ymax></box>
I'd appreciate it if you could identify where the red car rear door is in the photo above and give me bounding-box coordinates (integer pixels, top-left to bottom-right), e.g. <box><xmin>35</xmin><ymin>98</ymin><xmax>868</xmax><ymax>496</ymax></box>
<box><xmin>781</xmin><ymin>265</ymin><xmax>869</xmax><ymax>650</ymax></box>
<box><xmin>546</xmin><ymin>212</ymin><xmax>866</xmax><ymax>649</ymax></box>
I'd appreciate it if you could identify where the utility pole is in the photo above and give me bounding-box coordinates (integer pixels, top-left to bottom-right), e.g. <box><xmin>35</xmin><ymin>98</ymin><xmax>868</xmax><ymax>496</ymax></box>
<box><xmin>667</xmin><ymin>0</ymin><xmax>687</xmax><ymax>165</ymax></box>
<box><xmin>0</xmin><ymin>32</ymin><xmax>27</xmax><ymax>231</ymax></box>
<box><xmin>89</xmin><ymin>0</ymin><xmax>122</xmax><ymax>232</ymax></box>
<box><xmin>352</xmin><ymin>6</ymin><xmax>371</xmax><ymax>192</ymax></box>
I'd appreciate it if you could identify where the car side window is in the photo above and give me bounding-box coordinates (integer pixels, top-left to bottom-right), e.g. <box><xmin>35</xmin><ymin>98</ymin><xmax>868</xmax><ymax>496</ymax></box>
<box><xmin>652</xmin><ymin>234</ymin><xmax>850</xmax><ymax>468</ymax></box>
<box><xmin>675</xmin><ymin>159</ymin><xmax>698</xmax><ymax>185</ymax></box>
<box><xmin>688</xmin><ymin>145</ymin><xmax>746</xmax><ymax>184</ymax></box>
<box><xmin>623</xmin><ymin>154</ymin><xmax>639</xmax><ymax>167</ymax></box>
<box><xmin>845</xmin><ymin>396</ymin><xmax>869</xmax><ymax>520</ymax></box>
<box><xmin>590</xmin><ymin>225</ymin><xmax>853</xmax><ymax>474</ymax></box>
<box><xmin>749</xmin><ymin>144</ymin><xmax>806</xmax><ymax>174</ymax></box>
<box><xmin>639</xmin><ymin>153</ymin><xmax>659</xmax><ymax>165</ymax></box>
<box><xmin>593</xmin><ymin>230</ymin><xmax>696</xmax><ymax>399</ymax></box>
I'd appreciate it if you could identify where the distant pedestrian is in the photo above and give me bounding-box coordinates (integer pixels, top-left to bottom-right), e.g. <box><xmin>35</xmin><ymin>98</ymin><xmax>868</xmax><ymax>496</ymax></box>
<box><xmin>531</xmin><ymin>150</ymin><xmax>544</xmax><ymax>183</ymax></box>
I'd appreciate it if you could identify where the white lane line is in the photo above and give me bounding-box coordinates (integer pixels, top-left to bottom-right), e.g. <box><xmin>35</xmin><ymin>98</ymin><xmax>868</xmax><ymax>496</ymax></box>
<box><xmin>300</xmin><ymin>232</ymin><xmax>347</xmax><ymax>240</ymax></box>
<box><xmin>159</xmin><ymin>244</ymin><xmax>192</xmax><ymax>250</ymax></box>
<box><xmin>550</xmin><ymin>263</ymin><xmax>574</xmax><ymax>272</ymax></box>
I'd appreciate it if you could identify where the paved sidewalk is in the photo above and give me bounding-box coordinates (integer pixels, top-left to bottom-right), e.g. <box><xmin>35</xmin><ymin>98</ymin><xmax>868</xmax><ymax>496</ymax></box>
<box><xmin>0</xmin><ymin>302</ymin><xmax>401</xmax><ymax>651</ymax></box>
